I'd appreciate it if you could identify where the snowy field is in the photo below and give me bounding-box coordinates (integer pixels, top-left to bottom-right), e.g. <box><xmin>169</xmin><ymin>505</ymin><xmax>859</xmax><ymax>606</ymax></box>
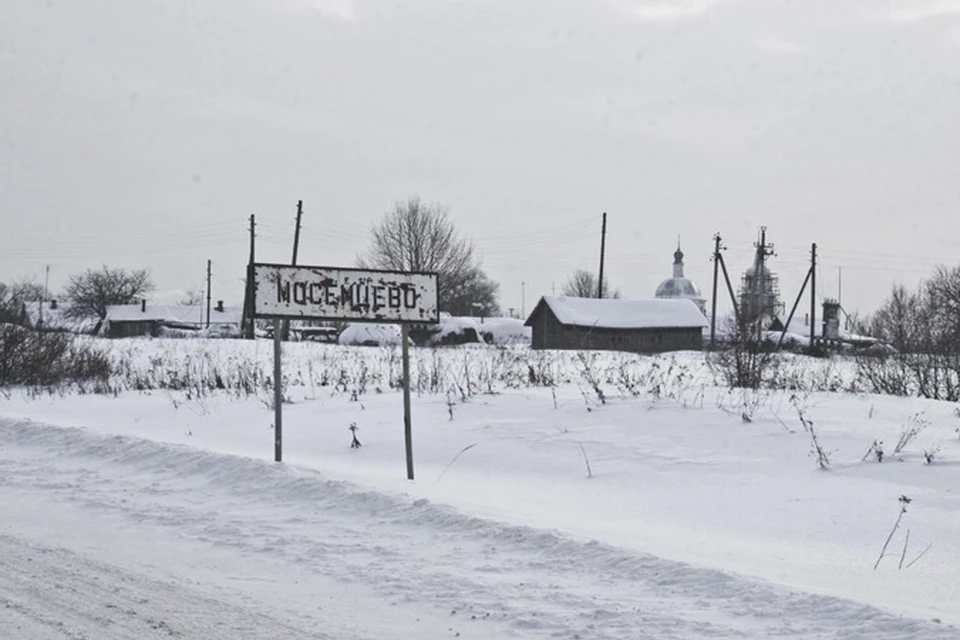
<box><xmin>2</xmin><ymin>339</ymin><xmax>959</xmax><ymax>639</ymax></box>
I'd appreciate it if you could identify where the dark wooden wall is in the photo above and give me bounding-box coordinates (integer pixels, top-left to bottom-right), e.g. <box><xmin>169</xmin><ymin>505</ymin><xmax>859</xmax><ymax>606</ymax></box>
<box><xmin>530</xmin><ymin>306</ymin><xmax>702</xmax><ymax>354</ymax></box>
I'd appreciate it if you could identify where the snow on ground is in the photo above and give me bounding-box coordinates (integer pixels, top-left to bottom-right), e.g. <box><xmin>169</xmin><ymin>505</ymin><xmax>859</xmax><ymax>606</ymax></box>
<box><xmin>2</xmin><ymin>339</ymin><xmax>959</xmax><ymax>638</ymax></box>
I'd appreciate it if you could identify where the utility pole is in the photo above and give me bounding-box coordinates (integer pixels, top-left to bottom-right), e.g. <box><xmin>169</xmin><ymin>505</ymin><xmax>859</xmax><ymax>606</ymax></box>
<box><xmin>206</xmin><ymin>259</ymin><xmax>212</xmax><ymax>328</ymax></box>
<box><xmin>292</xmin><ymin>199</ymin><xmax>303</xmax><ymax>265</ymax></box>
<box><xmin>718</xmin><ymin>254</ymin><xmax>739</xmax><ymax>321</ymax></box>
<box><xmin>838</xmin><ymin>266</ymin><xmax>842</xmax><ymax>307</ymax></box>
<box><xmin>281</xmin><ymin>200</ymin><xmax>304</xmax><ymax>341</ymax></box>
<box><xmin>242</xmin><ymin>214</ymin><xmax>256</xmax><ymax>340</ymax></box>
<box><xmin>810</xmin><ymin>243</ymin><xmax>817</xmax><ymax>349</ymax></box>
<box><xmin>597</xmin><ymin>212</ymin><xmax>607</xmax><ymax>298</ymax></box>
<box><xmin>38</xmin><ymin>264</ymin><xmax>50</xmax><ymax>325</ymax></box>
<box><xmin>777</xmin><ymin>263</ymin><xmax>813</xmax><ymax>350</ymax></box>
<box><xmin>753</xmin><ymin>227</ymin><xmax>775</xmax><ymax>343</ymax></box>
<box><xmin>710</xmin><ymin>234</ymin><xmax>721</xmax><ymax>348</ymax></box>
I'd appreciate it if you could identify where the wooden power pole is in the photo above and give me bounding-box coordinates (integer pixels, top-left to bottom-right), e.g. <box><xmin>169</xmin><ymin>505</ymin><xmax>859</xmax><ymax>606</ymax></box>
<box><xmin>280</xmin><ymin>200</ymin><xmax>304</xmax><ymax>341</ymax></box>
<box><xmin>753</xmin><ymin>227</ymin><xmax>775</xmax><ymax>344</ymax></box>
<box><xmin>597</xmin><ymin>212</ymin><xmax>607</xmax><ymax>298</ymax></box>
<box><xmin>206</xmin><ymin>259</ymin><xmax>212</xmax><ymax>328</ymax></box>
<box><xmin>292</xmin><ymin>200</ymin><xmax>303</xmax><ymax>265</ymax></box>
<box><xmin>242</xmin><ymin>214</ymin><xmax>256</xmax><ymax>340</ymax></box>
<box><xmin>710</xmin><ymin>233</ymin><xmax>721</xmax><ymax>348</ymax></box>
<box><xmin>810</xmin><ymin>243</ymin><xmax>817</xmax><ymax>348</ymax></box>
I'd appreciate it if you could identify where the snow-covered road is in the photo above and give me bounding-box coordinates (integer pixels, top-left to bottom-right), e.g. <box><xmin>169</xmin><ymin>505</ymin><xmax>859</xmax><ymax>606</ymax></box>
<box><xmin>0</xmin><ymin>532</ymin><xmax>332</xmax><ymax>640</ymax></box>
<box><xmin>2</xmin><ymin>417</ymin><xmax>953</xmax><ymax>639</ymax></box>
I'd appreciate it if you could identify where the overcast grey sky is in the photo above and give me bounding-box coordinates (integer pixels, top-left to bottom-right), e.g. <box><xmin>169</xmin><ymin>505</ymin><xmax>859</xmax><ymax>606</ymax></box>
<box><xmin>3</xmin><ymin>0</ymin><xmax>959</xmax><ymax>317</ymax></box>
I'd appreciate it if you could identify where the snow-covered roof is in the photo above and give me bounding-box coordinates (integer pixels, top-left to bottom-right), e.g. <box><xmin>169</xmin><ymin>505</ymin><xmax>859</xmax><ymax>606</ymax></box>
<box><xmin>528</xmin><ymin>296</ymin><xmax>708</xmax><ymax>330</ymax></box>
<box><xmin>104</xmin><ymin>304</ymin><xmax>243</xmax><ymax>325</ymax></box>
<box><xmin>21</xmin><ymin>301</ymin><xmax>100</xmax><ymax>333</ymax></box>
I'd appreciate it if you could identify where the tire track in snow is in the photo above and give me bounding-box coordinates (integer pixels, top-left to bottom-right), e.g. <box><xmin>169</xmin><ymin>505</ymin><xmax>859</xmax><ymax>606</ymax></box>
<box><xmin>1</xmin><ymin>418</ymin><xmax>955</xmax><ymax>639</ymax></box>
<box><xmin>0</xmin><ymin>534</ymin><xmax>327</xmax><ymax>640</ymax></box>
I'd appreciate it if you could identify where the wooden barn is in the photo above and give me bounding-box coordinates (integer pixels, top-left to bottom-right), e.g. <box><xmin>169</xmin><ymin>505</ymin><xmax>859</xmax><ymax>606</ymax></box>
<box><xmin>524</xmin><ymin>296</ymin><xmax>707</xmax><ymax>354</ymax></box>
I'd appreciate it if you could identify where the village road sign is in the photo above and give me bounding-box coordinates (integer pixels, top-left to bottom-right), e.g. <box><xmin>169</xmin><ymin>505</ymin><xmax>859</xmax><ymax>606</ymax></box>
<box><xmin>252</xmin><ymin>263</ymin><xmax>439</xmax><ymax>323</ymax></box>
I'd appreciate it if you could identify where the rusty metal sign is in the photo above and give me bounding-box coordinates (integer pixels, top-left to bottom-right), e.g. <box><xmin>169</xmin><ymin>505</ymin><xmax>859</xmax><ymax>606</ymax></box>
<box><xmin>252</xmin><ymin>263</ymin><xmax>439</xmax><ymax>323</ymax></box>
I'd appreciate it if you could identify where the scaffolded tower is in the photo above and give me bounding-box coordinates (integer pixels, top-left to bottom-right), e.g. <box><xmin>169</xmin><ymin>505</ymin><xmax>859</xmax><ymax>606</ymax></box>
<box><xmin>738</xmin><ymin>227</ymin><xmax>783</xmax><ymax>329</ymax></box>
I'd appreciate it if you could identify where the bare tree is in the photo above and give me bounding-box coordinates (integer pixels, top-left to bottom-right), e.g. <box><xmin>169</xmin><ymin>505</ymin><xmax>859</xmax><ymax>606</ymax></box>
<box><xmin>924</xmin><ymin>265</ymin><xmax>960</xmax><ymax>351</ymax></box>
<box><xmin>560</xmin><ymin>269</ymin><xmax>620</xmax><ymax>299</ymax></box>
<box><xmin>0</xmin><ymin>279</ymin><xmax>44</xmax><ymax>323</ymax></box>
<box><xmin>63</xmin><ymin>266</ymin><xmax>154</xmax><ymax>319</ymax></box>
<box><xmin>856</xmin><ymin>265</ymin><xmax>960</xmax><ymax>401</ymax></box>
<box><xmin>178</xmin><ymin>288</ymin><xmax>204</xmax><ymax>306</ymax></box>
<box><xmin>358</xmin><ymin>197</ymin><xmax>499</xmax><ymax>316</ymax></box>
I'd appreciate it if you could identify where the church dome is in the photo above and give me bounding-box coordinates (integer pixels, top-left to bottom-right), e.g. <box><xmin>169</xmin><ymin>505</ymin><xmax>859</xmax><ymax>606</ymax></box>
<box><xmin>655</xmin><ymin>277</ymin><xmax>702</xmax><ymax>299</ymax></box>
<box><xmin>654</xmin><ymin>242</ymin><xmax>706</xmax><ymax>314</ymax></box>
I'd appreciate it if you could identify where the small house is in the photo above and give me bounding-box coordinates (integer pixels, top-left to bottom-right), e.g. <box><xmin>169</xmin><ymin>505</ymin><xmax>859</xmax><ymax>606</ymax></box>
<box><xmin>101</xmin><ymin>301</ymin><xmax>243</xmax><ymax>338</ymax></box>
<box><xmin>524</xmin><ymin>296</ymin><xmax>707</xmax><ymax>354</ymax></box>
<box><xmin>20</xmin><ymin>300</ymin><xmax>100</xmax><ymax>334</ymax></box>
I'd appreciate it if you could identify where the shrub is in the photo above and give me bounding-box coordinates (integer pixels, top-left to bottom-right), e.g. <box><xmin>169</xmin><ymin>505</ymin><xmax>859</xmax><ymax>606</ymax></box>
<box><xmin>0</xmin><ymin>324</ymin><xmax>112</xmax><ymax>386</ymax></box>
<box><xmin>708</xmin><ymin>318</ymin><xmax>779</xmax><ymax>390</ymax></box>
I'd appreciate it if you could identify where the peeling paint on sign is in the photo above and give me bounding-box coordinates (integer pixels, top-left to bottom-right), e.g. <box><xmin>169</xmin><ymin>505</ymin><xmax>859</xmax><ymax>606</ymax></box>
<box><xmin>252</xmin><ymin>264</ymin><xmax>439</xmax><ymax>323</ymax></box>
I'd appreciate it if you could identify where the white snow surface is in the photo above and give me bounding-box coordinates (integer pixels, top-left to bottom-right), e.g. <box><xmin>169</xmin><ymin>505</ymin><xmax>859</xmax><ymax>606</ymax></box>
<box><xmin>2</xmin><ymin>339</ymin><xmax>959</xmax><ymax>639</ymax></box>
<box><xmin>535</xmin><ymin>296</ymin><xmax>709</xmax><ymax>330</ymax></box>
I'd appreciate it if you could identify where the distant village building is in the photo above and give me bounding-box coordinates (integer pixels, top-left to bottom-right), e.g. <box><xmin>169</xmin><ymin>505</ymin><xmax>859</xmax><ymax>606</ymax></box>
<box><xmin>821</xmin><ymin>299</ymin><xmax>842</xmax><ymax>341</ymax></box>
<box><xmin>20</xmin><ymin>300</ymin><xmax>99</xmax><ymax>334</ymax></box>
<box><xmin>524</xmin><ymin>296</ymin><xmax>707</xmax><ymax>354</ymax></box>
<box><xmin>771</xmin><ymin>300</ymin><xmax>877</xmax><ymax>351</ymax></box>
<box><xmin>654</xmin><ymin>241</ymin><xmax>706</xmax><ymax>314</ymax></box>
<box><xmin>100</xmin><ymin>301</ymin><xmax>242</xmax><ymax>338</ymax></box>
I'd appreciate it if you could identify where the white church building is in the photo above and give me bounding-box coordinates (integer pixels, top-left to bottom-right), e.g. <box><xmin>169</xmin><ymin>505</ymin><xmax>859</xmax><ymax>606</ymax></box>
<box><xmin>654</xmin><ymin>242</ymin><xmax>707</xmax><ymax>315</ymax></box>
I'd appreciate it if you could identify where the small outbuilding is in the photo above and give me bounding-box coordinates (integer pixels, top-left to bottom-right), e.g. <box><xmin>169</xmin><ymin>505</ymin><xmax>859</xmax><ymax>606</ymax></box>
<box><xmin>524</xmin><ymin>296</ymin><xmax>707</xmax><ymax>354</ymax></box>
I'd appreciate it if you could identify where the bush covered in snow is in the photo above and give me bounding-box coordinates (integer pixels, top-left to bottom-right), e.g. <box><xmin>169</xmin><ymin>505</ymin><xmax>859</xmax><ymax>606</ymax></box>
<box><xmin>418</xmin><ymin>315</ymin><xmax>484</xmax><ymax>347</ymax></box>
<box><xmin>413</xmin><ymin>315</ymin><xmax>531</xmax><ymax>347</ymax></box>
<box><xmin>476</xmin><ymin>317</ymin><xmax>531</xmax><ymax>346</ymax></box>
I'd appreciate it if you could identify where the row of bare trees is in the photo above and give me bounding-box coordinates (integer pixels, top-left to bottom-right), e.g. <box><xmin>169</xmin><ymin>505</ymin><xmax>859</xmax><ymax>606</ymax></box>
<box><xmin>856</xmin><ymin>265</ymin><xmax>960</xmax><ymax>400</ymax></box>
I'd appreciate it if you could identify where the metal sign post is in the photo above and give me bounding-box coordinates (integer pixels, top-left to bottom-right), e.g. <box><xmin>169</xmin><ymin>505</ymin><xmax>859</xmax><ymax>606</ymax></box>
<box><xmin>251</xmin><ymin>264</ymin><xmax>438</xmax><ymax>477</ymax></box>
<box><xmin>401</xmin><ymin>324</ymin><xmax>414</xmax><ymax>479</ymax></box>
<box><xmin>273</xmin><ymin>318</ymin><xmax>283</xmax><ymax>462</ymax></box>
